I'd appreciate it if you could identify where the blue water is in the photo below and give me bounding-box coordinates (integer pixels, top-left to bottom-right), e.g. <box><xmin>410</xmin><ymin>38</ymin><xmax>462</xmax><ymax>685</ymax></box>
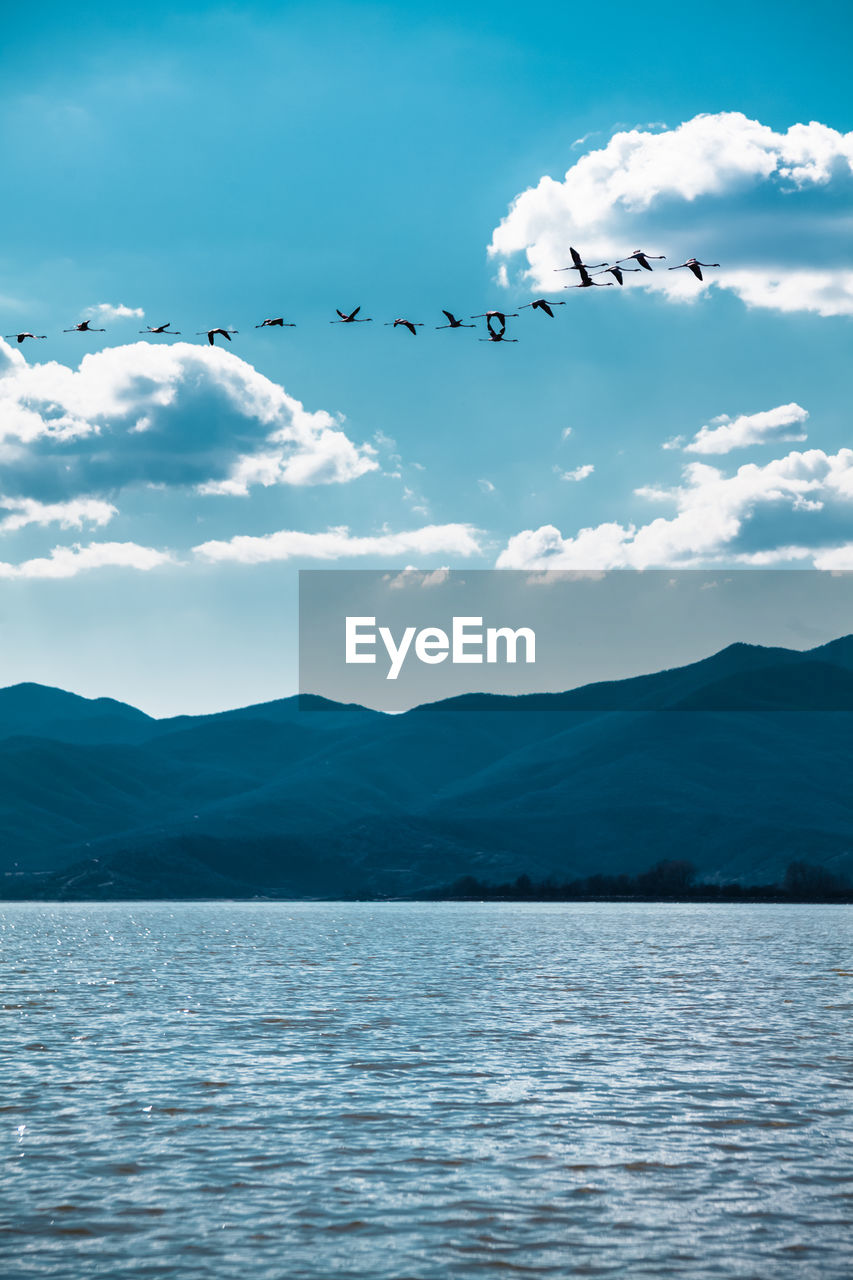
<box><xmin>1</xmin><ymin>901</ymin><xmax>851</xmax><ymax>1279</ymax></box>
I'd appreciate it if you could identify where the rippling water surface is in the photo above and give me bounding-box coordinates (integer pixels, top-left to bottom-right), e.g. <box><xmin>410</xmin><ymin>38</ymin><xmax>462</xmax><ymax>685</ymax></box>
<box><xmin>2</xmin><ymin>901</ymin><xmax>852</xmax><ymax>1279</ymax></box>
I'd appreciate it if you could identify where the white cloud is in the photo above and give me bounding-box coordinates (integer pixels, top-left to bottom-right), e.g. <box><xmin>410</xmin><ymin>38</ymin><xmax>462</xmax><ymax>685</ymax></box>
<box><xmin>194</xmin><ymin>524</ymin><xmax>484</xmax><ymax>565</ymax></box>
<box><xmin>811</xmin><ymin>545</ymin><xmax>853</xmax><ymax>570</ymax></box>
<box><xmin>0</xmin><ymin>541</ymin><xmax>174</xmax><ymax>580</ymax></box>
<box><xmin>385</xmin><ymin>567</ymin><xmax>451</xmax><ymax>589</ymax></box>
<box><xmin>489</xmin><ymin>112</ymin><xmax>853</xmax><ymax>316</ymax></box>
<box><xmin>561</xmin><ymin>427</ymin><xmax>573</xmax><ymax>440</ymax></box>
<box><xmin>0</xmin><ymin>339</ymin><xmax>377</xmax><ymax>502</ymax></box>
<box><xmin>554</xmin><ymin>463</ymin><xmax>594</xmax><ymax>482</ymax></box>
<box><xmin>0</xmin><ymin>496</ymin><xmax>117</xmax><ymax>533</ymax></box>
<box><xmin>82</xmin><ymin>303</ymin><xmax>145</xmax><ymax>322</ymax></box>
<box><xmin>478</xmin><ymin>478</ymin><xmax>497</xmax><ymax>493</ymax></box>
<box><xmin>498</xmin><ymin>447</ymin><xmax>853</xmax><ymax>569</ymax></box>
<box><xmin>677</xmin><ymin>402</ymin><xmax>810</xmax><ymax>454</ymax></box>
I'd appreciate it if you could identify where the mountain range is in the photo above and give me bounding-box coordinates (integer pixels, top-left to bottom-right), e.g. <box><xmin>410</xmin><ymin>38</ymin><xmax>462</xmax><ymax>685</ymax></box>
<box><xmin>2</xmin><ymin>635</ymin><xmax>853</xmax><ymax>898</ymax></box>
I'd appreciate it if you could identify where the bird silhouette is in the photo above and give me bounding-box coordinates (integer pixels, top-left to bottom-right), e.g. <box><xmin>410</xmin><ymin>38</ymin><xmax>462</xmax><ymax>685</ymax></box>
<box><xmin>256</xmin><ymin>317</ymin><xmax>296</xmax><ymax>328</ymax></box>
<box><xmin>618</xmin><ymin>250</ymin><xmax>666</xmax><ymax>271</ymax></box>
<box><xmin>519</xmin><ymin>299</ymin><xmax>566</xmax><ymax>317</ymax></box>
<box><xmin>556</xmin><ymin>246</ymin><xmax>607</xmax><ymax>274</ymax></box>
<box><xmin>5</xmin><ymin>332</ymin><xmax>46</xmax><ymax>343</ymax></box>
<box><xmin>563</xmin><ymin>264</ymin><xmax>614</xmax><ymax>289</ymax></box>
<box><xmin>471</xmin><ymin>310</ymin><xmax>518</xmax><ymax>327</ymax></box>
<box><xmin>331</xmin><ymin>307</ymin><xmax>372</xmax><ymax>323</ymax></box>
<box><xmin>196</xmin><ymin>328</ymin><xmax>236</xmax><ymax>345</ymax></box>
<box><xmin>385</xmin><ymin>318</ymin><xmax>424</xmax><ymax>335</ymax></box>
<box><xmin>668</xmin><ymin>258</ymin><xmax>720</xmax><ymax>281</ymax></box>
<box><xmin>480</xmin><ymin>330</ymin><xmax>518</xmax><ymax>343</ymax></box>
<box><xmin>63</xmin><ymin>320</ymin><xmax>105</xmax><ymax>332</ymax></box>
<box><xmin>140</xmin><ymin>323</ymin><xmax>180</xmax><ymax>334</ymax></box>
<box><xmin>436</xmin><ymin>310</ymin><xmax>474</xmax><ymax>329</ymax></box>
<box><xmin>594</xmin><ymin>265</ymin><xmax>642</xmax><ymax>286</ymax></box>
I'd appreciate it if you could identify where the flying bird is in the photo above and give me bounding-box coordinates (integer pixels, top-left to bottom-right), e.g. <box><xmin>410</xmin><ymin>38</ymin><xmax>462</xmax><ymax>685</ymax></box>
<box><xmin>256</xmin><ymin>317</ymin><xmax>296</xmax><ymax>328</ymax></box>
<box><xmin>436</xmin><ymin>310</ymin><xmax>474</xmax><ymax>329</ymax></box>
<box><xmin>471</xmin><ymin>310</ymin><xmax>518</xmax><ymax>327</ymax></box>
<box><xmin>331</xmin><ymin>307</ymin><xmax>372</xmax><ymax>323</ymax></box>
<box><xmin>563</xmin><ymin>264</ymin><xmax>614</xmax><ymax>289</ymax></box>
<box><xmin>63</xmin><ymin>320</ymin><xmax>105</xmax><ymax>332</ymax></box>
<box><xmin>594</xmin><ymin>265</ymin><xmax>641</xmax><ymax>286</ymax></box>
<box><xmin>196</xmin><ymin>328</ymin><xmax>236</xmax><ymax>345</ymax></box>
<box><xmin>4</xmin><ymin>332</ymin><xmax>46</xmax><ymax>343</ymax></box>
<box><xmin>618</xmin><ymin>250</ymin><xmax>666</xmax><ymax>271</ymax></box>
<box><xmin>480</xmin><ymin>330</ymin><xmax>518</xmax><ymax>343</ymax></box>
<box><xmin>668</xmin><ymin>258</ymin><xmax>720</xmax><ymax>281</ymax></box>
<box><xmin>385</xmin><ymin>318</ymin><xmax>424</xmax><ymax>335</ymax></box>
<box><xmin>519</xmin><ymin>299</ymin><xmax>566</xmax><ymax>318</ymax></box>
<box><xmin>140</xmin><ymin>323</ymin><xmax>180</xmax><ymax>334</ymax></box>
<box><xmin>556</xmin><ymin>246</ymin><xmax>607</xmax><ymax>274</ymax></box>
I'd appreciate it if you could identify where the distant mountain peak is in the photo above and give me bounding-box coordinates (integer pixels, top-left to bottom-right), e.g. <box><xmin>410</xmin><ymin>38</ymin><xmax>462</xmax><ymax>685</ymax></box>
<box><xmin>0</xmin><ymin>682</ymin><xmax>152</xmax><ymax>736</ymax></box>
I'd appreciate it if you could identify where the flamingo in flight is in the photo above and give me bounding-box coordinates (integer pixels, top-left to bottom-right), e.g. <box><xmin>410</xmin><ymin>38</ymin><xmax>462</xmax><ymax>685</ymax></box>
<box><xmin>618</xmin><ymin>250</ymin><xmax>666</xmax><ymax>271</ymax></box>
<box><xmin>196</xmin><ymin>328</ymin><xmax>236</xmax><ymax>345</ymax></box>
<box><xmin>256</xmin><ymin>317</ymin><xmax>295</xmax><ymax>328</ymax></box>
<box><xmin>594</xmin><ymin>265</ymin><xmax>641</xmax><ymax>286</ymax></box>
<box><xmin>385</xmin><ymin>318</ymin><xmax>424</xmax><ymax>335</ymax></box>
<box><xmin>436</xmin><ymin>310</ymin><xmax>474</xmax><ymax>329</ymax></box>
<box><xmin>64</xmin><ymin>320</ymin><xmax>105</xmax><ymax>332</ymax></box>
<box><xmin>519</xmin><ymin>299</ymin><xmax>566</xmax><ymax>318</ymax></box>
<box><xmin>5</xmin><ymin>332</ymin><xmax>46</xmax><ymax>343</ymax></box>
<box><xmin>471</xmin><ymin>310</ymin><xmax>518</xmax><ymax>327</ymax></box>
<box><xmin>563</xmin><ymin>264</ymin><xmax>613</xmax><ymax>289</ymax></box>
<box><xmin>140</xmin><ymin>322</ymin><xmax>180</xmax><ymax>334</ymax></box>
<box><xmin>669</xmin><ymin>258</ymin><xmax>720</xmax><ymax>281</ymax></box>
<box><xmin>331</xmin><ymin>307</ymin><xmax>372</xmax><ymax>323</ymax></box>
<box><xmin>480</xmin><ymin>329</ymin><xmax>518</xmax><ymax>343</ymax></box>
<box><xmin>556</xmin><ymin>246</ymin><xmax>607</xmax><ymax>274</ymax></box>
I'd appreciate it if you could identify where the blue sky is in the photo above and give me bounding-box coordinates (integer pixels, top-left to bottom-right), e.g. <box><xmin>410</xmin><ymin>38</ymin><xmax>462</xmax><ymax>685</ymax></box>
<box><xmin>0</xmin><ymin>0</ymin><xmax>851</xmax><ymax>713</ymax></box>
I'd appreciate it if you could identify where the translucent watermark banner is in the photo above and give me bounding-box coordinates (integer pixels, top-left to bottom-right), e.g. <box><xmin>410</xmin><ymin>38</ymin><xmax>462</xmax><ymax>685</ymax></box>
<box><xmin>298</xmin><ymin>569</ymin><xmax>853</xmax><ymax>713</ymax></box>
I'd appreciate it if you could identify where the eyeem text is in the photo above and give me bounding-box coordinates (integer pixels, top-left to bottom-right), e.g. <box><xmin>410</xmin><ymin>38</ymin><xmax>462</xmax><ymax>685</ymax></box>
<box><xmin>345</xmin><ymin>616</ymin><xmax>536</xmax><ymax>680</ymax></box>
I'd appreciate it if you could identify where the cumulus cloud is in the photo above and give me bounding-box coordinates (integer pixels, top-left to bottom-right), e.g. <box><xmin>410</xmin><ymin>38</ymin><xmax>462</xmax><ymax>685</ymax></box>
<box><xmin>194</xmin><ymin>524</ymin><xmax>484</xmax><ymax>565</ymax></box>
<box><xmin>0</xmin><ymin>339</ymin><xmax>377</xmax><ymax>502</ymax></box>
<box><xmin>0</xmin><ymin>496</ymin><xmax>117</xmax><ymax>533</ymax></box>
<box><xmin>82</xmin><ymin>303</ymin><xmax>145</xmax><ymax>322</ymax></box>
<box><xmin>385</xmin><ymin>567</ymin><xmax>451</xmax><ymax>589</ymax></box>
<box><xmin>0</xmin><ymin>541</ymin><xmax>174</xmax><ymax>580</ymax></box>
<box><xmin>498</xmin><ymin>447</ymin><xmax>853</xmax><ymax>569</ymax></box>
<box><xmin>671</xmin><ymin>402</ymin><xmax>810</xmax><ymax>454</ymax></box>
<box><xmin>489</xmin><ymin>112</ymin><xmax>853</xmax><ymax>316</ymax></box>
<box><xmin>555</xmin><ymin>463</ymin><xmax>594</xmax><ymax>481</ymax></box>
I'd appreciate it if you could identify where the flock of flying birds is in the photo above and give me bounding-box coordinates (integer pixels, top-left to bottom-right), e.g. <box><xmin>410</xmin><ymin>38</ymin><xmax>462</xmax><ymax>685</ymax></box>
<box><xmin>4</xmin><ymin>248</ymin><xmax>719</xmax><ymax>347</ymax></box>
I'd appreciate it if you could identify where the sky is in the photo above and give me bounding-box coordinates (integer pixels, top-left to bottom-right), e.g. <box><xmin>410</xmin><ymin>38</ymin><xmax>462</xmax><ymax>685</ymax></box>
<box><xmin>0</xmin><ymin>0</ymin><xmax>851</xmax><ymax>714</ymax></box>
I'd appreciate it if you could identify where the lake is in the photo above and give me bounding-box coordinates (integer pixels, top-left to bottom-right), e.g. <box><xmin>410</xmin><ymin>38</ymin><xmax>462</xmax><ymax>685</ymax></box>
<box><xmin>1</xmin><ymin>902</ymin><xmax>851</xmax><ymax>1278</ymax></box>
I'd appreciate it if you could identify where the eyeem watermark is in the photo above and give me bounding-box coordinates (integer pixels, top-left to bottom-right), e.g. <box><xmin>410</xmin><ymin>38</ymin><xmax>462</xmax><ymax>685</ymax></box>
<box><xmin>299</xmin><ymin>569</ymin><xmax>853</xmax><ymax>713</ymax></box>
<box><xmin>346</xmin><ymin>616</ymin><xmax>536</xmax><ymax>680</ymax></box>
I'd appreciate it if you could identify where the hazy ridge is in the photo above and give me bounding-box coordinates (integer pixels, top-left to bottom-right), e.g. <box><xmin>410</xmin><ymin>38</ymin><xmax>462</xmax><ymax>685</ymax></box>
<box><xmin>2</xmin><ymin>637</ymin><xmax>853</xmax><ymax>898</ymax></box>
